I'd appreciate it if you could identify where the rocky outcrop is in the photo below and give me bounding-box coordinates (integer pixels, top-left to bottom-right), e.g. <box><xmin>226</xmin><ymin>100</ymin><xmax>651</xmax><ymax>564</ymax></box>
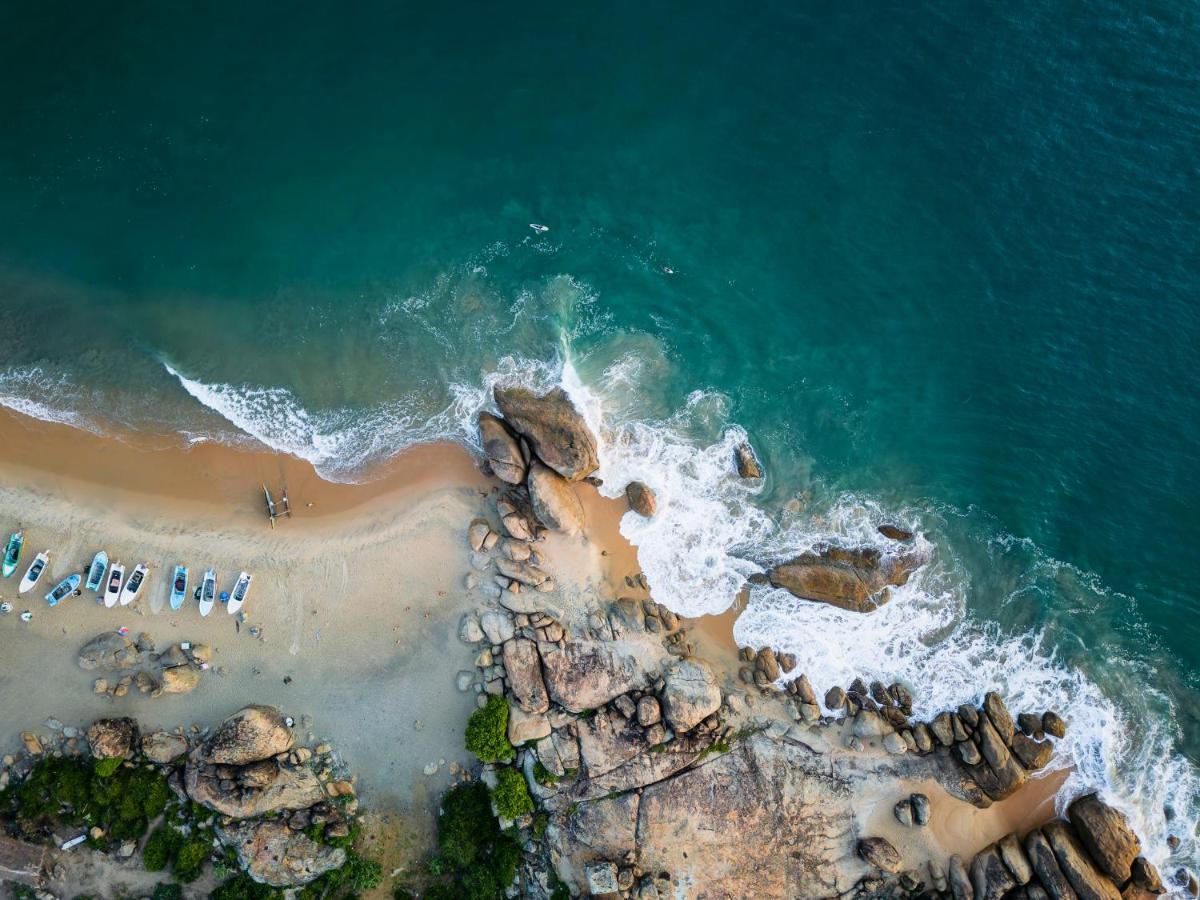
<box><xmin>86</xmin><ymin>718</ymin><xmax>137</xmax><ymax>760</ymax></box>
<box><xmin>527</xmin><ymin>460</ymin><xmax>585</xmax><ymax>535</ymax></box>
<box><xmin>493</xmin><ymin>386</ymin><xmax>598</xmax><ymax>482</ymax></box>
<box><xmin>625</xmin><ymin>481</ymin><xmax>657</xmax><ymax>517</ymax></box>
<box><xmin>206</xmin><ymin>705</ymin><xmax>294</xmax><ymax>765</ymax></box>
<box><xmin>767</xmin><ymin>543</ymin><xmax>930</xmax><ymax>613</ymax></box>
<box><xmin>538</xmin><ymin>641</ymin><xmax>650</xmax><ymax>712</ymax></box>
<box><xmin>186</xmin><ymin>755</ymin><xmax>326</xmax><ymax>818</ymax></box>
<box><xmin>478</xmin><ymin>411</ymin><xmax>527</xmax><ymax>484</ymax></box>
<box><xmin>660</xmin><ymin>658</ymin><xmax>721</xmax><ymax>733</ymax></box>
<box><xmin>217</xmin><ymin>819</ymin><xmax>345</xmax><ymax>887</ymax></box>
<box><xmin>734</xmin><ymin>442</ymin><xmax>763</xmax><ymax>479</ymax></box>
<box><xmin>78</xmin><ymin>633</ymin><xmax>142</xmax><ymax>670</ymax></box>
<box><xmin>503</xmin><ymin>638</ymin><xmax>550</xmax><ymax>714</ymax></box>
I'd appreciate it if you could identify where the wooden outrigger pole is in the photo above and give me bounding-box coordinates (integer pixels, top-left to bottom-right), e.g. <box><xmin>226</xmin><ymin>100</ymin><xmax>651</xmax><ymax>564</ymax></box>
<box><xmin>281</xmin><ymin>487</ymin><xmax>292</xmax><ymax>518</ymax></box>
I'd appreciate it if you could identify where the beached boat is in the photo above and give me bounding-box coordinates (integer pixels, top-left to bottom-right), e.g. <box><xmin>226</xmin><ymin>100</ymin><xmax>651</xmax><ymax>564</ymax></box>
<box><xmin>18</xmin><ymin>551</ymin><xmax>49</xmax><ymax>594</ymax></box>
<box><xmin>85</xmin><ymin>551</ymin><xmax>108</xmax><ymax>592</ymax></box>
<box><xmin>3</xmin><ymin>532</ymin><xmax>23</xmax><ymax>577</ymax></box>
<box><xmin>199</xmin><ymin>568</ymin><xmax>216</xmax><ymax>616</ymax></box>
<box><xmin>228</xmin><ymin>571</ymin><xmax>252</xmax><ymax>615</ymax></box>
<box><xmin>170</xmin><ymin>565</ymin><xmax>188</xmax><ymax>610</ymax></box>
<box><xmin>119</xmin><ymin>563</ymin><xmax>149</xmax><ymax>606</ymax></box>
<box><xmin>103</xmin><ymin>561</ymin><xmax>125</xmax><ymax>608</ymax></box>
<box><xmin>45</xmin><ymin>573</ymin><xmax>80</xmax><ymax>607</ymax></box>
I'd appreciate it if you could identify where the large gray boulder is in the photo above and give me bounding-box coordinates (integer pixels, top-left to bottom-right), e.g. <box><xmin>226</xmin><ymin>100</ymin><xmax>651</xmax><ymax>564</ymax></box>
<box><xmin>660</xmin><ymin>658</ymin><xmax>722</xmax><ymax>733</ymax></box>
<box><xmin>767</xmin><ymin>543</ymin><xmax>930</xmax><ymax>613</ymax></box>
<box><xmin>493</xmin><ymin>386</ymin><xmax>598</xmax><ymax>482</ymax></box>
<box><xmin>185</xmin><ymin>756</ymin><xmax>325</xmax><ymax>818</ymax></box>
<box><xmin>538</xmin><ymin>641</ymin><xmax>650</xmax><ymax>713</ymax></box>
<box><xmin>141</xmin><ymin>732</ymin><xmax>189</xmax><ymax>764</ymax></box>
<box><xmin>78</xmin><ymin>633</ymin><xmax>142</xmax><ymax>670</ymax></box>
<box><xmin>478</xmin><ymin>412</ymin><xmax>527</xmax><ymax>484</ymax></box>
<box><xmin>206</xmin><ymin>706</ymin><xmax>294</xmax><ymax>765</ymax></box>
<box><xmin>1044</xmin><ymin>820</ymin><xmax>1121</xmax><ymax>900</ymax></box>
<box><xmin>502</xmin><ymin>638</ymin><xmax>549</xmax><ymax>714</ymax></box>
<box><xmin>527</xmin><ymin>460</ymin><xmax>585</xmax><ymax>535</ymax></box>
<box><xmin>217</xmin><ymin>819</ymin><xmax>345</xmax><ymax>887</ymax></box>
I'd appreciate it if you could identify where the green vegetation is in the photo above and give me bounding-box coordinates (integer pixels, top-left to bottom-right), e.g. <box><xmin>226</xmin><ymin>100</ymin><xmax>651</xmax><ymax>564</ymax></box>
<box><xmin>143</xmin><ymin>825</ymin><xmax>182</xmax><ymax>871</ymax></box>
<box><xmin>0</xmin><ymin>756</ymin><xmax>170</xmax><ymax>847</ymax></box>
<box><xmin>294</xmin><ymin>851</ymin><xmax>382</xmax><ymax>900</ymax></box>
<box><xmin>532</xmin><ymin>760</ymin><xmax>560</xmax><ymax>786</ymax></box>
<box><xmin>426</xmin><ymin>781</ymin><xmax>522</xmax><ymax>900</ymax></box>
<box><xmin>490</xmin><ymin>768</ymin><xmax>533</xmax><ymax>820</ymax></box>
<box><xmin>151</xmin><ymin>884</ymin><xmax>183</xmax><ymax>900</ymax></box>
<box><xmin>173</xmin><ymin>836</ymin><xmax>212</xmax><ymax>883</ymax></box>
<box><xmin>464</xmin><ymin>695</ymin><xmax>514</xmax><ymax>763</ymax></box>
<box><xmin>210</xmin><ymin>873</ymin><xmax>281</xmax><ymax>900</ymax></box>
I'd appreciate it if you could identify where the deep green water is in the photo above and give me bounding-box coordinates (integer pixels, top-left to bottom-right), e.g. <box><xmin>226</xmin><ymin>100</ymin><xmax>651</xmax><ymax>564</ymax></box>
<box><xmin>1</xmin><ymin>0</ymin><xmax>1198</xmax><ymax>868</ymax></box>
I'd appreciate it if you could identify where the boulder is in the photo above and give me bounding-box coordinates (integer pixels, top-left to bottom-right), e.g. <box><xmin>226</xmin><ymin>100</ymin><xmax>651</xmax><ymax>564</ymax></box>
<box><xmin>206</xmin><ymin>706</ymin><xmax>294</xmax><ymax>765</ymax></box>
<box><xmin>160</xmin><ymin>665</ymin><xmax>200</xmax><ymax>694</ymax></box>
<box><xmin>502</xmin><ymin>639</ymin><xmax>549</xmax><ymax>714</ymax></box>
<box><xmin>930</xmin><ymin>712</ymin><xmax>955</xmax><ymax>746</ymax></box>
<box><xmin>1130</xmin><ymin>858</ymin><xmax>1163</xmax><ymax>893</ymax></box>
<box><xmin>637</xmin><ymin>696</ymin><xmax>662</xmax><ymax>727</ymax></box>
<box><xmin>585</xmin><ymin>862</ymin><xmax>620</xmax><ymax>895</ymax></box>
<box><xmin>480</xmin><ymin>610</ymin><xmax>515</xmax><ymax>644</ymax></box>
<box><xmin>478</xmin><ymin>412</ymin><xmax>527</xmax><ymax>484</ymax></box>
<box><xmin>78</xmin><ymin>632</ymin><xmax>141</xmax><ymax>670</ymax></box>
<box><xmin>539</xmin><ymin>642</ymin><xmax>651</xmax><ymax>713</ymax></box>
<box><xmin>825</xmin><ymin>686</ymin><xmax>847</xmax><ymax>711</ymax></box>
<box><xmin>460</xmin><ymin>614</ymin><xmax>485</xmax><ymax>644</ymax></box>
<box><xmin>185</xmin><ymin>756</ymin><xmax>325</xmax><ymax>818</ymax></box>
<box><xmin>878</xmin><ymin>524</ymin><xmax>914</xmax><ymax>541</ymax></box>
<box><xmin>972</xmin><ymin>844</ymin><xmax>1019</xmax><ymax>900</ymax></box>
<box><xmin>87</xmin><ymin>718</ymin><xmax>137</xmax><ymax>760</ymax></box>
<box><xmin>507</xmin><ymin>706</ymin><xmax>551</xmax><ymax>745</ymax></box>
<box><xmin>1043</xmin><ymin>711</ymin><xmax>1068</xmax><ymax>739</ymax></box>
<box><xmin>625</xmin><ymin>481</ymin><xmax>657</xmax><ymax>517</ymax></box>
<box><xmin>911</xmin><ymin>793</ymin><xmax>931</xmax><ymax>827</ymax></box>
<box><xmin>1018</xmin><ymin>712</ymin><xmax>1043</xmax><ymax>736</ymax></box>
<box><xmin>949</xmin><ymin>854</ymin><xmax>975</xmax><ymax>900</ymax></box>
<box><xmin>1044</xmin><ymin>820</ymin><xmax>1121</xmax><ymax>900</ymax></box>
<box><xmin>1067</xmin><ymin>794</ymin><xmax>1141</xmax><ymax>886</ymax></box>
<box><xmin>493</xmin><ymin>386</ymin><xmax>598</xmax><ymax>481</ymax></box>
<box><xmin>766</xmin><ymin>543</ymin><xmax>930</xmax><ymax>613</ymax></box>
<box><xmin>527</xmin><ymin>460</ymin><xmax>585</xmax><ymax>535</ymax></box>
<box><xmin>1025</xmin><ymin>828</ymin><xmax>1079</xmax><ymax>900</ymax></box>
<box><xmin>467</xmin><ymin>519</ymin><xmax>491</xmax><ymax>553</ymax></box>
<box><xmin>217</xmin><ymin>819</ymin><xmax>345</xmax><ymax>887</ymax></box>
<box><xmin>495</xmin><ymin>556</ymin><xmax>552</xmax><ymax>587</ymax></box>
<box><xmin>999</xmin><ymin>832</ymin><xmax>1035</xmax><ymax>885</ymax></box>
<box><xmin>660</xmin><ymin>658</ymin><xmax>722</xmax><ymax>733</ymax></box>
<box><xmin>983</xmin><ymin>692</ymin><xmax>1015</xmax><ymax>742</ymax></box>
<box><xmin>859</xmin><ymin>837</ymin><xmax>903</xmax><ymax>874</ymax></box>
<box><xmin>734</xmin><ymin>442</ymin><xmax>763</xmax><ymax>479</ymax></box>
<box><xmin>141</xmin><ymin>732</ymin><xmax>189</xmax><ymax>764</ymax></box>
<box><xmin>1012</xmin><ymin>732</ymin><xmax>1054</xmax><ymax>770</ymax></box>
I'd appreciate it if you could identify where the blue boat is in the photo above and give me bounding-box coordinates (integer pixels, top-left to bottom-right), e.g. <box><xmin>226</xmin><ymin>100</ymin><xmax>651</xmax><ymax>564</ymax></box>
<box><xmin>2</xmin><ymin>532</ymin><xmax>23</xmax><ymax>578</ymax></box>
<box><xmin>46</xmin><ymin>573</ymin><xmax>80</xmax><ymax>607</ymax></box>
<box><xmin>85</xmin><ymin>551</ymin><xmax>108</xmax><ymax>593</ymax></box>
<box><xmin>170</xmin><ymin>565</ymin><xmax>188</xmax><ymax>610</ymax></box>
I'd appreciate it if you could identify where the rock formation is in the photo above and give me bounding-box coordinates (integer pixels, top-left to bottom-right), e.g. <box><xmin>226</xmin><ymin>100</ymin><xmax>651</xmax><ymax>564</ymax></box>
<box><xmin>493</xmin><ymin>385</ymin><xmax>599</xmax><ymax>482</ymax></box>
<box><xmin>767</xmin><ymin>543</ymin><xmax>931</xmax><ymax>612</ymax></box>
<box><xmin>478</xmin><ymin>411</ymin><xmax>528</xmax><ymax>484</ymax></box>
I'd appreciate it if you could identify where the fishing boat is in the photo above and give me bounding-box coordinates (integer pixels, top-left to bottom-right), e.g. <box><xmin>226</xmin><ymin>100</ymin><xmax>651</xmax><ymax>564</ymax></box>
<box><xmin>199</xmin><ymin>568</ymin><xmax>217</xmax><ymax>616</ymax></box>
<box><xmin>45</xmin><ymin>573</ymin><xmax>80</xmax><ymax>607</ymax></box>
<box><xmin>103</xmin><ymin>561</ymin><xmax>125</xmax><ymax>608</ymax></box>
<box><xmin>228</xmin><ymin>571</ymin><xmax>252</xmax><ymax>615</ymax></box>
<box><xmin>85</xmin><ymin>551</ymin><xmax>108</xmax><ymax>592</ymax></box>
<box><xmin>119</xmin><ymin>563</ymin><xmax>149</xmax><ymax>606</ymax></box>
<box><xmin>264</xmin><ymin>483</ymin><xmax>278</xmax><ymax>528</ymax></box>
<box><xmin>18</xmin><ymin>551</ymin><xmax>49</xmax><ymax>594</ymax></box>
<box><xmin>170</xmin><ymin>565</ymin><xmax>188</xmax><ymax>610</ymax></box>
<box><xmin>3</xmin><ymin>532</ymin><xmax>23</xmax><ymax>577</ymax></box>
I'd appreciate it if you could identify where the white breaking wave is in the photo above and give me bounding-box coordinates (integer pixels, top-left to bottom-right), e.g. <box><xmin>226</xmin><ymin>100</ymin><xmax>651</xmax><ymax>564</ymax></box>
<box><xmin>0</xmin><ymin>367</ymin><xmax>103</xmax><ymax>434</ymax></box>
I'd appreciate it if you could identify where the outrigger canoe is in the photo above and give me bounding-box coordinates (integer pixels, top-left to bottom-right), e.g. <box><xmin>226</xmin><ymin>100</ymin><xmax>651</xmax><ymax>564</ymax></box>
<box><xmin>46</xmin><ymin>573</ymin><xmax>80</xmax><ymax>607</ymax></box>
<box><xmin>85</xmin><ymin>551</ymin><xmax>108</xmax><ymax>593</ymax></box>
<box><xmin>199</xmin><ymin>568</ymin><xmax>216</xmax><ymax>616</ymax></box>
<box><xmin>19</xmin><ymin>551</ymin><xmax>49</xmax><ymax>594</ymax></box>
<box><xmin>103</xmin><ymin>561</ymin><xmax>125</xmax><ymax>608</ymax></box>
<box><xmin>228</xmin><ymin>571</ymin><xmax>252</xmax><ymax>615</ymax></box>
<box><xmin>3</xmin><ymin>532</ymin><xmax>23</xmax><ymax>577</ymax></box>
<box><xmin>170</xmin><ymin>565</ymin><xmax>188</xmax><ymax>610</ymax></box>
<box><xmin>119</xmin><ymin>563</ymin><xmax>148</xmax><ymax>606</ymax></box>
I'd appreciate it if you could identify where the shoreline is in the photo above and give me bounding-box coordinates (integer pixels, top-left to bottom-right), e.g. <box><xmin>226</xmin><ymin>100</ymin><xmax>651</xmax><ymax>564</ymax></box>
<box><xmin>0</xmin><ymin>402</ymin><xmax>1126</xmax><ymax>897</ymax></box>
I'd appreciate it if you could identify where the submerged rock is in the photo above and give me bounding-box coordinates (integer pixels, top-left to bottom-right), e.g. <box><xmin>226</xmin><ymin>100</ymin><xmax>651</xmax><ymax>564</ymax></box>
<box><xmin>625</xmin><ymin>480</ymin><xmax>658</xmax><ymax>517</ymax></box>
<box><xmin>767</xmin><ymin>543</ymin><xmax>930</xmax><ymax>613</ymax></box>
<box><xmin>493</xmin><ymin>386</ymin><xmax>598</xmax><ymax>481</ymax></box>
<box><xmin>734</xmin><ymin>442</ymin><xmax>763</xmax><ymax>479</ymax></box>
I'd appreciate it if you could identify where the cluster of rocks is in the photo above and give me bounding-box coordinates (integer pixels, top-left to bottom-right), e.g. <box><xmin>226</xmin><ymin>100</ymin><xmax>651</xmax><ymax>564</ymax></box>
<box><xmin>77</xmin><ymin>631</ymin><xmax>211</xmax><ymax>699</ymax></box>
<box><xmin>584</xmin><ymin>857</ymin><xmax>674</xmax><ymax>898</ymax></box>
<box><xmin>861</xmin><ymin>793</ymin><xmax>1164</xmax><ymax>900</ymax></box>
<box><xmin>736</xmin><ymin>646</ymin><xmax>824</xmax><ymax>724</ymax></box>
<box><xmin>608</xmin><ymin>595</ymin><xmax>686</xmax><ymax>648</ymax></box>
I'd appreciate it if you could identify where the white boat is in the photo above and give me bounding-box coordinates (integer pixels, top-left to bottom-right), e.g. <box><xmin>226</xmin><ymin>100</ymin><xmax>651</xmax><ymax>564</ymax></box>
<box><xmin>228</xmin><ymin>571</ymin><xmax>252</xmax><ymax>615</ymax></box>
<box><xmin>85</xmin><ymin>551</ymin><xmax>108</xmax><ymax>592</ymax></box>
<box><xmin>103</xmin><ymin>562</ymin><xmax>125</xmax><ymax>608</ymax></box>
<box><xmin>198</xmin><ymin>568</ymin><xmax>216</xmax><ymax>616</ymax></box>
<box><xmin>18</xmin><ymin>551</ymin><xmax>50</xmax><ymax>595</ymax></box>
<box><xmin>170</xmin><ymin>565</ymin><xmax>188</xmax><ymax>610</ymax></box>
<box><xmin>119</xmin><ymin>563</ymin><xmax>149</xmax><ymax>606</ymax></box>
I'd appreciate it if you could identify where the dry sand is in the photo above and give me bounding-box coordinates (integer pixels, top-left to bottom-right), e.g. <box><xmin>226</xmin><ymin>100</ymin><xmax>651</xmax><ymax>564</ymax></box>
<box><xmin>0</xmin><ymin>407</ymin><xmax>1068</xmax><ymax>892</ymax></box>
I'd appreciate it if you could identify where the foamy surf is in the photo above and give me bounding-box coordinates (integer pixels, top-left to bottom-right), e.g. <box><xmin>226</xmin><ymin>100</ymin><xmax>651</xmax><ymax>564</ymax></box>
<box><xmin>0</xmin><ymin>366</ymin><xmax>104</xmax><ymax>434</ymax></box>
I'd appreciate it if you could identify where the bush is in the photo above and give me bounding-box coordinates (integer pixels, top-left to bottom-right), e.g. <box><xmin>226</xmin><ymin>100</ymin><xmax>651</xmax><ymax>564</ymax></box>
<box><xmin>151</xmin><ymin>885</ymin><xmax>183</xmax><ymax>900</ymax></box>
<box><xmin>346</xmin><ymin>854</ymin><xmax>383</xmax><ymax>892</ymax></box>
<box><xmin>173</xmin><ymin>838</ymin><xmax>210</xmax><ymax>883</ymax></box>
<box><xmin>435</xmin><ymin>781</ymin><xmax>523</xmax><ymax>900</ymax></box>
<box><xmin>490</xmin><ymin>768</ymin><xmax>533</xmax><ymax>820</ymax></box>
<box><xmin>210</xmin><ymin>873</ymin><xmax>280</xmax><ymax>900</ymax></box>
<box><xmin>143</xmin><ymin>826</ymin><xmax>183</xmax><ymax>872</ymax></box>
<box><xmin>464</xmin><ymin>696</ymin><xmax>513</xmax><ymax>763</ymax></box>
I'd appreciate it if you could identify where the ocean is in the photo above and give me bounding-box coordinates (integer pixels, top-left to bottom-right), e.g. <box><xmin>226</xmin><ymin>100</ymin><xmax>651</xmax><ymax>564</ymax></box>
<box><xmin>2</xmin><ymin>0</ymin><xmax>1198</xmax><ymax>874</ymax></box>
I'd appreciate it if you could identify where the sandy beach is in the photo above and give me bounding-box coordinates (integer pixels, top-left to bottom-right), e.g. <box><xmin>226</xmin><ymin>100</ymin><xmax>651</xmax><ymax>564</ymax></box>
<box><xmin>0</xmin><ymin>406</ymin><xmax>1091</xmax><ymax>896</ymax></box>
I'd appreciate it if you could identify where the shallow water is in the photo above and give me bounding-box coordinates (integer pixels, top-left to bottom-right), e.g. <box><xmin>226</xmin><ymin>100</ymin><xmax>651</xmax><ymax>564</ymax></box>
<box><xmin>1</xmin><ymin>0</ymin><xmax>1198</xmax><ymax>876</ymax></box>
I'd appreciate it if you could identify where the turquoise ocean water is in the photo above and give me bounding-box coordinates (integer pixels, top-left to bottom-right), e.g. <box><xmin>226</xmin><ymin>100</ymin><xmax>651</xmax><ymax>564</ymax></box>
<box><xmin>2</xmin><ymin>0</ymin><xmax>1198</xmax><ymax>873</ymax></box>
